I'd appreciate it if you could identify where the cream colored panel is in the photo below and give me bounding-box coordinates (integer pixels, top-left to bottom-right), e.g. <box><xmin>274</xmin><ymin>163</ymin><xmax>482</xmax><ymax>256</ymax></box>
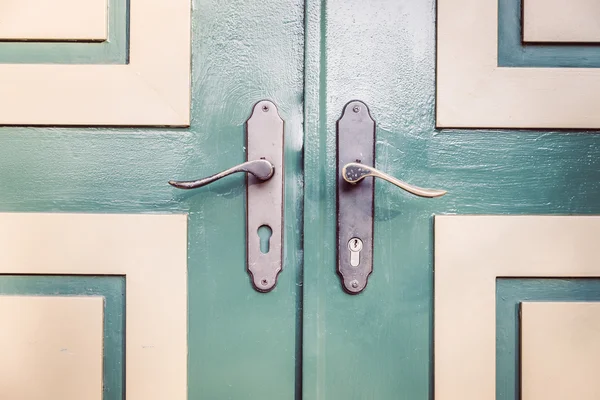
<box><xmin>435</xmin><ymin>216</ymin><xmax>600</xmax><ymax>400</ymax></box>
<box><xmin>521</xmin><ymin>302</ymin><xmax>600</xmax><ymax>400</ymax></box>
<box><xmin>0</xmin><ymin>0</ymin><xmax>107</xmax><ymax>41</ymax></box>
<box><xmin>0</xmin><ymin>0</ymin><xmax>190</xmax><ymax>126</ymax></box>
<box><xmin>437</xmin><ymin>0</ymin><xmax>600</xmax><ymax>128</ymax></box>
<box><xmin>0</xmin><ymin>296</ymin><xmax>103</xmax><ymax>400</ymax></box>
<box><xmin>524</xmin><ymin>0</ymin><xmax>600</xmax><ymax>43</ymax></box>
<box><xmin>0</xmin><ymin>213</ymin><xmax>187</xmax><ymax>400</ymax></box>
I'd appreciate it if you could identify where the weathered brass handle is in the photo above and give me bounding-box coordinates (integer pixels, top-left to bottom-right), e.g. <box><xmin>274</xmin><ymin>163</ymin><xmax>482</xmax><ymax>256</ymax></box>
<box><xmin>168</xmin><ymin>159</ymin><xmax>274</xmax><ymax>189</ymax></box>
<box><xmin>342</xmin><ymin>162</ymin><xmax>447</xmax><ymax>198</ymax></box>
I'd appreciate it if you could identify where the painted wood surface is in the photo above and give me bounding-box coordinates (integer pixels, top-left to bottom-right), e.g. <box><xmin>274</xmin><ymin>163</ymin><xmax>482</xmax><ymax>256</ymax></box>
<box><xmin>0</xmin><ymin>0</ymin><xmax>191</xmax><ymax>126</ymax></box>
<box><xmin>523</xmin><ymin>0</ymin><xmax>600</xmax><ymax>43</ymax></box>
<box><xmin>303</xmin><ymin>0</ymin><xmax>600</xmax><ymax>399</ymax></box>
<box><xmin>0</xmin><ymin>0</ymin><xmax>126</xmax><ymax>65</ymax></box>
<box><xmin>0</xmin><ymin>276</ymin><xmax>125</xmax><ymax>400</ymax></box>
<box><xmin>435</xmin><ymin>217</ymin><xmax>600</xmax><ymax>400</ymax></box>
<box><xmin>496</xmin><ymin>279</ymin><xmax>600</xmax><ymax>400</ymax></box>
<box><xmin>0</xmin><ymin>213</ymin><xmax>187</xmax><ymax>400</ymax></box>
<box><xmin>0</xmin><ymin>0</ymin><xmax>304</xmax><ymax>398</ymax></box>
<box><xmin>0</xmin><ymin>0</ymin><xmax>107</xmax><ymax>40</ymax></box>
<box><xmin>0</xmin><ymin>296</ymin><xmax>103</xmax><ymax>400</ymax></box>
<box><xmin>521</xmin><ymin>302</ymin><xmax>600</xmax><ymax>399</ymax></box>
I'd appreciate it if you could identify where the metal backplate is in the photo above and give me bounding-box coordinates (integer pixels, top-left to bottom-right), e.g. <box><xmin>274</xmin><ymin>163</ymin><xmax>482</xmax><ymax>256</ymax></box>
<box><xmin>247</xmin><ymin>100</ymin><xmax>284</xmax><ymax>292</ymax></box>
<box><xmin>337</xmin><ymin>100</ymin><xmax>375</xmax><ymax>294</ymax></box>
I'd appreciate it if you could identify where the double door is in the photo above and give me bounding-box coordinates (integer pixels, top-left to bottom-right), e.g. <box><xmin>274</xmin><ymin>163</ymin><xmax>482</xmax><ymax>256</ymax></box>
<box><xmin>0</xmin><ymin>0</ymin><xmax>598</xmax><ymax>399</ymax></box>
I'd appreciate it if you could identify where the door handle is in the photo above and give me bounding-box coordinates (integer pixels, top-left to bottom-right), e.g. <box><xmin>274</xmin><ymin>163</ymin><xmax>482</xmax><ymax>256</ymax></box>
<box><xmin>169</xmin><ymin>159</ymin><xmax>274</xmax><ymax>189</ymax></box>
<box><xmin>342</xmin><ymin>163</ymin><xmax>446</xmax><ymax>198</ymax></box>
<box><xmin>169</xmin><ymin>100</ymin><xmax>284</xmax><ymax>293</ymax></box>
<box><xmin>337</xmin><ymin>100</ymin><xmax>446</xmax><ymax>294</ymax></box>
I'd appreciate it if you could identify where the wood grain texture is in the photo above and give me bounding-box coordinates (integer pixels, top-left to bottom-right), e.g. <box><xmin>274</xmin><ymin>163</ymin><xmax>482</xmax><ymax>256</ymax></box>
<box><xmin>0</xmin><ymin>0</ymin><xmax>305</xmax><ymax>398</ymax></box>
<box><xmin>303</xmin><ymin>0</ymin><xmax>600</xmax><ymax>398</ymax></box>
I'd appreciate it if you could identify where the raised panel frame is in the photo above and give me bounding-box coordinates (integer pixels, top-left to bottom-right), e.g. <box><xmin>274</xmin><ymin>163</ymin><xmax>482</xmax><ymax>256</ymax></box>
<box><xmin>523</xmin><ymin>0</ymin><xmax>600</xmax><ymax>43</ymax></box>
<box><xmin>437</xmin><ymin>0</ymin><xmax>600</xmax><ymax>128</ymax></box>
<box><xmin>434</xmin><ymin>215</ymin><xmax>600</xmax><ymax>400</ymax></box>
<box><xmin>0</xmin><ymin>0</ymin><xmax>108</xmax><ymax>41</ymax></box>
<box><xmin>521</xmin><ymin>302</ymin><xmax>600</xmax><ymax>400</ymax></box>
<box><xmin>0</xmin><ymin>213</ymin><xmax>187</xmax><ymax>400</ymax></box>
<box><xmin>0</xmin><ymin>0</ymin><xmax>191</xmax><ymax>126</ymax></box>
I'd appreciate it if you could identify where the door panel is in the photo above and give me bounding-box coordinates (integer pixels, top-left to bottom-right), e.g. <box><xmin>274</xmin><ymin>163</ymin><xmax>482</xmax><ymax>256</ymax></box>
<box><xmin>303</xmin><ymin>1</ymin><xmax>600</xmax><ymax>399</ymax></box>
<box><xmin>0</xmin><ymin>0</ymin><xmax>304</xmax><ymax>398</ymax></box>
<box><xmin>0</xmin><ymin>213</ymin><xmax>186</xmax><ymax>400</ymax></box>
<box><xmin>435</xmin><ymin>216</ymin><xmax>600</xmax><ymax>400</ymax></box>
<box><xmin>520</xmin><ymin>302</ymin><xmax>600</xmax><ymax>400</ymax></box>
<box><xmin>0</xmin><ymin>0</ymin><xmax>190</xmax><ymax>126</ymax></box>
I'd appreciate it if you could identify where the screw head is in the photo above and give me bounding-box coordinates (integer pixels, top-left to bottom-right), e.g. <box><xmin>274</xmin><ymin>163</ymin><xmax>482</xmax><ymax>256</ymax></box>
<box><xmin>350</xmin><ymin>280</ymin><xmax>359</xmax><ymax>289</ymax></box>
<box><xmin>262</xmin><ymin>105</ymin><xmax>270</xmax><ymax>112</ymax></box>
<box><xmin>352</xmin><ymin>105</ymin><xmax>360</xmax><ymax>113</ymax></box>
<box><xmin>261</xmin><ymin>279</ymin><xmax>269</xmax><ymax>286</ymax></box>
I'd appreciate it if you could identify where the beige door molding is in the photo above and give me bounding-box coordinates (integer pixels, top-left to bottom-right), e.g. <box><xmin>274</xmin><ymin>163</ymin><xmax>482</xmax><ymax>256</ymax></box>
<box><xmin>0</xmin><ymin>0</ymin><xmax>191</xmax><ymax>126</ymax></box>
<box><xmin>521</xmin><ymin>302</ymin><xmax>600</xmax><ymax>400</ymax></box>
<box><xmin>437</xmin><ymin>0</ymin><xmax>600</xmax><ymax>128</ymax></box>
<box><xmin>0</xmin><ymin>296</ymin><xmax>104</xmax><ymax>400</ymax></box>
<box><xmin>434</xmin><ymin>215</ymin><xmax>600</xmax><ymax>400</ymax></box>
<box><xmin>0</xmin><ymin>213</ymin><xmax>187</xmax><ymax>400</ymax></box>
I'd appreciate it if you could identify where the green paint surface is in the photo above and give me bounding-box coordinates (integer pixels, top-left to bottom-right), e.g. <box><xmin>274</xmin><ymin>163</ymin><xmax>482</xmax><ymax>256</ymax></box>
<box><xmin>0</xmin><ymin>0</ymin><xmax>128</xmax><ymax>64</ymax></box>
<box><xmin>496</xmin><ymin>279</ymin><xmax>600</xmax><ymax>400</ymax></box>
<box><xmin>0</xmin><ymin>275</ymin><xmax>125</xmax><ymax>400</ymax></box>
<box><xmin>303</xmin><ymin>0</ymin><xmax>600</xmax><ymax>399</ymax></box>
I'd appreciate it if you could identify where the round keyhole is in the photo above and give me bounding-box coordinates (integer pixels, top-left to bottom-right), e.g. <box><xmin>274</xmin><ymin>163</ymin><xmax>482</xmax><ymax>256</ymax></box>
<box><xmin>258</xmin><ymin>225</ymin><xmax>273</xmax><ymax>254</ymax></box>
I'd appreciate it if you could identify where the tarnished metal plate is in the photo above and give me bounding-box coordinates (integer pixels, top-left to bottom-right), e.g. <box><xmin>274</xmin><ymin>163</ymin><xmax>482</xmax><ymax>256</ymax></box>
<box><xmin>246</xmin><ymin>100</ymin><xmax>284</xmax><ymax>292</ymax></box>
<box><xmin>336</xmin><ymin>100</ymin><xmax>375</xmax><ymax>294</ymax></box>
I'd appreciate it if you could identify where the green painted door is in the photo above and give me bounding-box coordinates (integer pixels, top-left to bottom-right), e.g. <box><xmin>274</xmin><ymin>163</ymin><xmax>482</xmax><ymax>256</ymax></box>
<box><xmin>2</xmin><ymin>0</ymin><xmax>600</xmax><ymax>399</ymax></box>
<box><xmin>0</xmin><ymin>0</ymin><xmax>303</xmax><ymax>399</ymax></box>
<box><xmin>302</xmin><ymin>1</ymin><xmax>600</xmax><ymax>399</ymax></box>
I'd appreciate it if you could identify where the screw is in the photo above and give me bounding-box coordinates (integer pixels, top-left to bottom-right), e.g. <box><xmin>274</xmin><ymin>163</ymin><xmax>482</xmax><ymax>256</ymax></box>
<box><xmin>262</xmin><ymin>105</ymin><xmax>270</xmax><ymax>112</ymax></box>
<box><xmin>352</xmin><ymin>105</ymin><xmax>360</xmax><ymax>113</ymax></box>
<box><xmin>261</xmin><ymin>279</ymin><xmax>269</xmax><ymax>286</ymax></box>
<box><xmin>350</xmin><ymin>280</ymin><xmax>359</xmax><ymax>289</ymax></box>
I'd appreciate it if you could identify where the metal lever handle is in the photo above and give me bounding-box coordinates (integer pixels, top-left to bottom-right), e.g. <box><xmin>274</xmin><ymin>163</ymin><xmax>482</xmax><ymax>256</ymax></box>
<box><xmin>168</xmin><ymin>159</ymin><xmax>274</xmax><ymax>189</ymax></box>
<box><xmin>342</xmin><ymin>162</ymin><xmax>447</xmax><ymax>198</ymax></box>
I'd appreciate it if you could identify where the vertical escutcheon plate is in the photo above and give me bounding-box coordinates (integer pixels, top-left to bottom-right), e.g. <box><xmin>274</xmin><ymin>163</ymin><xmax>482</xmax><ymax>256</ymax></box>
<box><xmin>247</xmin><ymin>101</ymin><xmax>284</xmax><ymax>292</ymax></box>
<box><xmin>337</xmin><ymin>100</ymin><xmax>375</xmax><ymax>294</ymax></box>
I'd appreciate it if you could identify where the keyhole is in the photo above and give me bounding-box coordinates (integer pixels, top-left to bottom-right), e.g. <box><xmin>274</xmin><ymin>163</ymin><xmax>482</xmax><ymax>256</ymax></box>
<box><xmin>258</xmin><ymin>225</ymin><xmax>273</xmax><ymax>254</ymax></box>
<box><xmin>352</xmin><ymin>239</ymin><xmax>359</xmax><ymax>250</ymax></box>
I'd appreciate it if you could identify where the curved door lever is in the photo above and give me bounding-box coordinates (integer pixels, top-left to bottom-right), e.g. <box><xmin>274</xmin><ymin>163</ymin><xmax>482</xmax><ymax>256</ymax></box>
<box><xmin>168</xmin><ymin>100</ymin><xmax>284</xmax><ymax>293</ymax></box>
<box><xmin>342</xmin><ymin>162</ymin><xmax>446</xmax><ymax>198</ymax></box>
<box><xmin>169</xmin><ymin>159</ymin><xmax>274</xmax><ymax>189</ymax></box>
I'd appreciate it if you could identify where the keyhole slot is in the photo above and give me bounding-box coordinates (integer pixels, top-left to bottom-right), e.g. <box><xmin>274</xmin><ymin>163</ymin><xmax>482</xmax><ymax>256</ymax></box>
<box><xmin>258</xmin><ymin>225</ymin><xmax>273</xmax><ymax>254</ymax></box>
